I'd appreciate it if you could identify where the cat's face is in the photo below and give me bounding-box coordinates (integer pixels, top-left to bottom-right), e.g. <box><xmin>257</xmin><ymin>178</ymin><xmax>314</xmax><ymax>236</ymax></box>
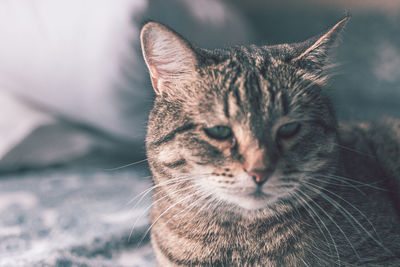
<box><xmin>142</xmin><ymin>18</ymin><xmax>347</xmax><ymax>213</ymax></box>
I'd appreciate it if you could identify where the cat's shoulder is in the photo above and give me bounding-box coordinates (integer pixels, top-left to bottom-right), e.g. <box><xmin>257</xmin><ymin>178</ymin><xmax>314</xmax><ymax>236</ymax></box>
<box><xmin>339</xmin><ymin>117</ymin><xmax>400</xmax><ymax>162</ymax></box>
<box><xmin>339</xmin><ymin>117</ymin><xmax>400</xmax><ymax>155</ymax></box>
<box><xmin>339</xmin><ymin>118</ymin><xmax>400</xmax><ymax>207</ymax></box>
<box><xmin>363</xmin><ymin>117</ymin><xmax>400</xmax><ymax>180</ymax></box>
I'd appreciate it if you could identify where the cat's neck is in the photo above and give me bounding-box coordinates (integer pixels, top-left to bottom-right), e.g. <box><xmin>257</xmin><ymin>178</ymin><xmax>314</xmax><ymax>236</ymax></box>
<box><xmin>151</xmin><ymin>193</ymin><xmax>327</xmax><ymax>265</ymax></box>
<box><xmin>151</xmin><ymin>189</ymin><xmax>305</xmax><ymax>243</ymax></box>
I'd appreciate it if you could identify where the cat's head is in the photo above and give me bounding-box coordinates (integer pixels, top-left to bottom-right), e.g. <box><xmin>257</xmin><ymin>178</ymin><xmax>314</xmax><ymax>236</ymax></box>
<box><xmin>142</xmin><ymin>17</ymin><xmax>348</xmax><ymax>213</ymax></box>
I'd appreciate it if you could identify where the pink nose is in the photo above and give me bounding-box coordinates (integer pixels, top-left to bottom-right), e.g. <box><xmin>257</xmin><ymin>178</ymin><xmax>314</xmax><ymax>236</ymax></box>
<box><xmin>245</xmin><ymin>169</ymin><xmax>272</xmax><ymax>185</ymax></box>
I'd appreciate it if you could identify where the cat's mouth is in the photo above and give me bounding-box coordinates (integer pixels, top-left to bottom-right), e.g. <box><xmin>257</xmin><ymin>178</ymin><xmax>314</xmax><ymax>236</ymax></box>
<box><xmin>215</xmin><ymin>186</ymin><xmax>280</xmax><ymax>210</ymax></box>
<box><xmin>248</xmin><ymin>188</ymin><xmax>272</xmax><ymax>199</ymax></box>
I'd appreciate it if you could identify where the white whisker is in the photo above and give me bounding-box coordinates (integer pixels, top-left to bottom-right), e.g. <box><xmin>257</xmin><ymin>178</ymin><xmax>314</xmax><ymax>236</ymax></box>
<box><xmin>323</xmin><ymin>174</ymin><xmax>387</xmax><ymax>192</ymax></box>
<box><xmin>293</xmin><ymin>191</ymin><xmax>337</xmax><ymax>260</ymax></box>
<box><xmin>126</xmin><ymin>173</ymin><xmax>211</xmax><ymax>207</ymax></box>
<box><xmin>303</xmin><ymin>181</ymin><xmax>393</xmax><ymax>256</ymax></box>
<box><xmin>334</xmin><ymin>144</ymin><xmax>375</xmax><ymax>158</ymax></box>
<box><xmin>299</xmin><ymin>189</ymin><xmax>360</xmax><ymax>262</ymax></box>
<box><xmin>128</xmin><ymin>183</ymin><xmax>201</xmax><ymax>241</ymax></box>
<box><xmin>166</xmin><ymin>190</ymin><xmax>213</xmax><ymax>225</ymax></box>
<box><xmin>137</xmin><ymin>192</ymin><xmax>199</xmax><ymax>246</ymax></box>
<box><xmin>309</xmin><ymin>175</ymin><xmax>366</xmax><ymax>195</ymax></box>
<box><xmin>103</xmin><ymin>158</ymin><xmax>148</xmax><ymax>171</ymax></box>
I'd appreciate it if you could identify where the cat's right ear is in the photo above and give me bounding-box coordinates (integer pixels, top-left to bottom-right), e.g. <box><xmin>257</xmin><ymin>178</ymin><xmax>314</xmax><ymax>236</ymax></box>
<box><xmin>140</xmin><ymin>22</ymin><xmax>198</xmax><ymax>95</ymax></box>
<box><xmin>290</xmin><ymin>16</ymin><xmax>349</xmax><ymax>68</ymax></box>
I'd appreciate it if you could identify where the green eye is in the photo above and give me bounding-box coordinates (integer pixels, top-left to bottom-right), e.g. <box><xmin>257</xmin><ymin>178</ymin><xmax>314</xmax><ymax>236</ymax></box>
<box><xmin>277</xmin><ymin>122</ymin><xmax>301</xmax><ymax>139</ymax></box>
<box><xmin>204</xmin><ymin>126</ymin><xmax>232</xmax><ymax>140</ymax></box>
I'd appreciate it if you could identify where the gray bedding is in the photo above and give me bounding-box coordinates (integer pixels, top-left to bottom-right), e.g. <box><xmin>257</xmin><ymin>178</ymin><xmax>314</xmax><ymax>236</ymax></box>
<box><xmin>0</xmin><ymin>168</ymin><xmax>155</xmax><ymax>266</ymax></box>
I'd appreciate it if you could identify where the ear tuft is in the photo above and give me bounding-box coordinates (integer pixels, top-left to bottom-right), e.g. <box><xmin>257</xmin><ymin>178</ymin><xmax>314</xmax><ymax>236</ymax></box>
<box><xmin>292</xmin><ymin>16</ymin><xmax>350</xmax><ymax>64</ymax></box>
<box><xmin>140</xmin><ymin>22</ymin><xmax>198</xmax><ymax>94</ymax></box>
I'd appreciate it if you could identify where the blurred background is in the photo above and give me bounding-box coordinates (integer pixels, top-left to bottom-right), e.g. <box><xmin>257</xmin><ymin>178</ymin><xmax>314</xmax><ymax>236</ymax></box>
<box><xmin>0</xmin><ymin>0</ymin><xmax>399</xmax><ymax>266</ymax></box>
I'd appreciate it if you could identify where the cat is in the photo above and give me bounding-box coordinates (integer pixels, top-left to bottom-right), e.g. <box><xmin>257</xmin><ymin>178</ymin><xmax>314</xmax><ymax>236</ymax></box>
<box><xmin>140</xmin><ymin>17</ymin><xmax>400</xmax><ymax>266</ymax></box>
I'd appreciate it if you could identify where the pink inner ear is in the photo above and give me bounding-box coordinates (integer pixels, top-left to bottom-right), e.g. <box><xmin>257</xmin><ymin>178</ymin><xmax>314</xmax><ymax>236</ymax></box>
<box><xmin>149</xmin><ymin>66</ymin><xmax>160</xmax><ymax>93</ymax></box>
<box><xmin>150</xmin><ymin>75</ymin><xmax>160</xmax><ymax>94</ymax></box>
<box><xmin>149</xmin><ymin>59</ymin><xmax>178</xmax><ymax>94</ymax></box>
<box><xmin>148</xmin><ymin>54</ymin><xmax>196</xmax><ymax>94</ymax></box>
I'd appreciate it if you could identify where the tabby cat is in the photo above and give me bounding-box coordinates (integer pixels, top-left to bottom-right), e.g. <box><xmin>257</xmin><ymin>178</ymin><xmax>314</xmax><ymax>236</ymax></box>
<box><xmin>140</xmin><ymin>17</ymin><xmax>400</xmax><ymax>266</ymax></box>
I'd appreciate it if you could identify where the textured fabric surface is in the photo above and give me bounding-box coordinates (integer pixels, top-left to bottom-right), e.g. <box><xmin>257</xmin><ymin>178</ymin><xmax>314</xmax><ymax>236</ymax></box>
<box><xmin>0</xmin><ymin>168</ymin><xmax>156</xmax><ymax>266</ymax></box>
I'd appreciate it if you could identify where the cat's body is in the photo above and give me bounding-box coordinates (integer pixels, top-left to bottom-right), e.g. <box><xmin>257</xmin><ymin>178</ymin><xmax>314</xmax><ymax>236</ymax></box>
<box><xmin>141</xmin><ymin>18</ymin><xmax>400</xmax><ymax>266</ymax></box>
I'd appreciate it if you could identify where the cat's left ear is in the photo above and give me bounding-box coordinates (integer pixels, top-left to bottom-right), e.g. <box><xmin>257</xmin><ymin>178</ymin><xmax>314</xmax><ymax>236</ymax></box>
<box><xmin>291</xmin><ymin>16</ymin><xmax>349</xmax><ymax>67</ymax></box>
<box><xmin>140</xmin><ymin>22</ymin><xmax>198</xmax><ymax>95</ymax></box>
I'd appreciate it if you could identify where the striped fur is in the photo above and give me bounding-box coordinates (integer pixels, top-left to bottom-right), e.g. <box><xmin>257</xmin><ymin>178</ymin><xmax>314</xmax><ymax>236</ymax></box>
<box><xmin>141</xmin><ymin>18</ymin><xmax>400</xmax><ymax>266</ymax></box>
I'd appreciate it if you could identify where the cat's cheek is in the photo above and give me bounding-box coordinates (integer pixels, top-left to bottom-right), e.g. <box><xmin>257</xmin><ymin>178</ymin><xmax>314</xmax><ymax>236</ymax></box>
<box><xmin>156</xmin><ymin>142</ymin><xmax>180</xmax><ymax>162</ymax></box>
<box><xmin>154</xmin><ymin>144</ymin><xmax>198</xmax><ymax>174</ymax></box>
<box><xmin>278</xmin><ymin>140</ymin><xmax>294</xmax><ymax>152</ymax></box>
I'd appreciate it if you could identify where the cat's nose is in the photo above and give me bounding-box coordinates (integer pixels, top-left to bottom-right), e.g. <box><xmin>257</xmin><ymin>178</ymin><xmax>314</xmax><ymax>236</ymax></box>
<box><xmin>245</xmin><ymin>169</ymin><xmax>272</xmax><ymax>185</ymax></box>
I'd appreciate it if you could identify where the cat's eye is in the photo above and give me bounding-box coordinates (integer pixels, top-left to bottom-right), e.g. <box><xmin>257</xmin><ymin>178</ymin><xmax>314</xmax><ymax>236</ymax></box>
<box><xmin>204</xmin><ymin>126</ymin><xmax>233</xmax><ymax>141</ymax></box>
<box><xmin>277</xmin><ymin>122</ymin><xmax>301</xmax><ymax>139</ymax></box>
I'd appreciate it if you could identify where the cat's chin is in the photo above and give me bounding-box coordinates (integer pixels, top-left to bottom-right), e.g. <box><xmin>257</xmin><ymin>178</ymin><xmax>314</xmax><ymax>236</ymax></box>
<box><xmin>219</xmin><ymin>191</ymin><xmax>279</xmax><ymax>211</ymax></box>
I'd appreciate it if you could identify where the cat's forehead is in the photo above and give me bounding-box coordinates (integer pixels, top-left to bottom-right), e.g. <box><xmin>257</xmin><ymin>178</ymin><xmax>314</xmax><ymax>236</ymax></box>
<box><xmin>208</xmin><ymin>44</ymin><xmax>290</xmax><ymax>70</ymax></box>
<box><xmin>199</xmin><ymin>46</ymin><xmax>301</xmax><ymax>106</ymax></box>
<box><xmin>196</xmin><ymin>70</ymin><xmax>286</xmax><ymax>127</ymax></box>
<box><xmin>188</xmin><ymin>46</ymin><xmax>327</xmax><ymax>138</ymax></box>
<box><xmin>207</xmin><ymin>44</ymin><xmax>304</xmax><ymax>89</ymax></box>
